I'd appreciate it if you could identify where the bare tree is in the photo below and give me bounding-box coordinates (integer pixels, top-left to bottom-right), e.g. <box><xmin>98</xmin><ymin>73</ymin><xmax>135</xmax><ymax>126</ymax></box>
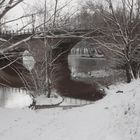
<box><xmin>79</xmin><ymin>0</ymin><xmax>140</xmax><ymax>83</ymax></box>
<box><xmin>0</xmin><ymin>0</ymin><xmax>105</xmax><ymax>107</ymax></box>
<box><xmin>0</xmin><ymin>0</ymin><xmax>23</xmax><ymax>19</ymax></box>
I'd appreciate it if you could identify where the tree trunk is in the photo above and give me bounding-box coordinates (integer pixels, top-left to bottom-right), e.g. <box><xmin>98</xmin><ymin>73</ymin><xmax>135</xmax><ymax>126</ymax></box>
<box><xmin>131</xmin><ymin>62</ymin><xmax>140</xmax><ymax>79</ymax></box>
<box><xmin>125</xmin><ymin>62</ymin><xmax>135</xmax><ymax>83</ymax></box>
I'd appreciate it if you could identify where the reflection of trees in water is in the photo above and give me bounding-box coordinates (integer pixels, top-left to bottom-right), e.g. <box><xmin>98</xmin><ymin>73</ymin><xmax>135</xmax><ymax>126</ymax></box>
<box><xmin>68</xmin><ymin>56</ymin><xmax>108</xmax><ymax>73</ymax></box>
<box><xmin>0</xmin><ymin>88</ymin><xmax>31</xmax><ymax>108</ymax></box>
<box><xmin>68</xmin><ymin>55</ymin><xmax>125</xmax><ymax>85</ymax></box>
<box><xmin>0</xmin><ymin>88</ymin><xmax>6</xmax><ymax>106</ymax></box>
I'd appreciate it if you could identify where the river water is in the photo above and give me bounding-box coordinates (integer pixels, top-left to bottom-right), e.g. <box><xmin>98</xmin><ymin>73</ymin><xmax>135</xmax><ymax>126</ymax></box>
<box><xmin>0</xmin><ymin>55</ymin><xmax>125</xmax><ymax>108</ymax></box>
<box><xmin>0</xmin><ymin>88</ymin><xmax>32</xmax><ymax>108</ymax></box>
<box><xmin>68</xmin><ymin>55</ymin><xmax>108</xmax><ymax>73</ymax></box>
<box><xmin>68</xmin><ymin>55</ymin><xmax>125</xmax><ymax>85</ymax></box>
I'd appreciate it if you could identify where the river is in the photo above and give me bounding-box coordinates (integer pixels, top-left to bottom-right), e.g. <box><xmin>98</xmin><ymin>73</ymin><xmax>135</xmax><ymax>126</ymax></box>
<box><xmin>0</xmin><ymin>55</ymin><xmax>125</xmax><ymax>108</ymax></box>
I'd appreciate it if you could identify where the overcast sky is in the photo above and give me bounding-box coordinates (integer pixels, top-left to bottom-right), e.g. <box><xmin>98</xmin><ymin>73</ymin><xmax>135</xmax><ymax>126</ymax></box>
<box><xmin>5</xmin><ymin>0</ymin><xmax>82</xmax><ymax>29</ymax></box>
<box><xmin>5</xmin><ymin>0</ymin><xmax>114</xmax><ymax>30</ymax></box>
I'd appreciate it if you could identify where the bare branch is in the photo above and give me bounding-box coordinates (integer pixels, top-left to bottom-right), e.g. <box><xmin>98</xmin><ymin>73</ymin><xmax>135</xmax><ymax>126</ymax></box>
<box><xmin>0</xmin><ymin>0</ymin><xmax>23</xmax><ymax>19</ymax></box>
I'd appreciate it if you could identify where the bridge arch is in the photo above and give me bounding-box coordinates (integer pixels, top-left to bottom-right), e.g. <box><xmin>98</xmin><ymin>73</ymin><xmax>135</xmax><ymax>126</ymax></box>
<box><xmin>0</xmin><ymin>35</ymin><xmax>104</xmax><ymax>100</ymax></box>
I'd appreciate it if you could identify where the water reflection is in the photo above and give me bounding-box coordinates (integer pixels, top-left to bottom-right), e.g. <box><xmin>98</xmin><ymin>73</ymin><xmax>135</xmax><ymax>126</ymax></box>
<box><xmin>0</xmin><ymin>55</ymin><xmax>125</xmax><ymax>108</ymax></box>
<box><xmin>68</xmin><ymin>55</ymin><xmax>125</xmax><ymax>85</ymax></box>
<box><xmin>0</xmin><ymin>88</ymin><xmax>32</xmax><ymax>108</ymax></box>
<box><xmin>68</xmin><ymin>55</ymin><xmax>108</xmax><ymax>74</ymax></box>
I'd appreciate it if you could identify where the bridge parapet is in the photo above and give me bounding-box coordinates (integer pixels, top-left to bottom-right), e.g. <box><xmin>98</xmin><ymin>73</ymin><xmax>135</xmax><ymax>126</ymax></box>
<box><xmin>0</xmin><ymin>27</ymin><xmax>99</xmax><ymax>40</ymax></box>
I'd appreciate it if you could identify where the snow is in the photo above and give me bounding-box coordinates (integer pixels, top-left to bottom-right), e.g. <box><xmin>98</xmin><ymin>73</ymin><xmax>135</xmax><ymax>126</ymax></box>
<box><xmin>35</xmin><ymin>94</ymin><xmax>63</xmax><ymax>105</ymax></box>
<box><xmin>0</xmin><ymin>80</ymin><xmax>140</xmax><ymax>140</ymax></box>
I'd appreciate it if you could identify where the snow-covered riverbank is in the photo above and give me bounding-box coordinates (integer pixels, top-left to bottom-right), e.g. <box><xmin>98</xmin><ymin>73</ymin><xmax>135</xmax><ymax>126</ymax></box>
<box><xmin>0</xmin><ymin>80</ymin><xmax>140</xmax><ymax>140</ymax></box>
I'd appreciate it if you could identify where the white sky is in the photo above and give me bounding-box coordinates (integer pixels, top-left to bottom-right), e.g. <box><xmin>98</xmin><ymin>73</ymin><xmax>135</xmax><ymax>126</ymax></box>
<box><xmin>5</xmin><ymin>0</ymin><xmax>117</xmax><ymax>30</ymax></box>
<box><xmin>5</xmin><ymin>0</ymin><xmax>81</xmax><ymax>29</ymax></box>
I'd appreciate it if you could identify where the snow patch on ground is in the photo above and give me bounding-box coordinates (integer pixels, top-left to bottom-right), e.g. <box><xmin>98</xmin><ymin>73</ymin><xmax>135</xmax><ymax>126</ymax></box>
<box><xmin>35</xmin><ymin>94</ymin><xmax>63</xmax><ymax>105</ymax></box>
<box><xmin>0</xmin><ymin>80</ymin><xmax>140</xmax><ymax>140</ymax></box>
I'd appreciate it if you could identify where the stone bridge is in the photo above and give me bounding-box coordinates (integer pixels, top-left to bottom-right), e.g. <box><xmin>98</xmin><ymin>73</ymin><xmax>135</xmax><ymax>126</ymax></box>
<box><xmin>0</xmin><ymin>29</ymin><xmax>104</xmax><ymax>100</ymax></box>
